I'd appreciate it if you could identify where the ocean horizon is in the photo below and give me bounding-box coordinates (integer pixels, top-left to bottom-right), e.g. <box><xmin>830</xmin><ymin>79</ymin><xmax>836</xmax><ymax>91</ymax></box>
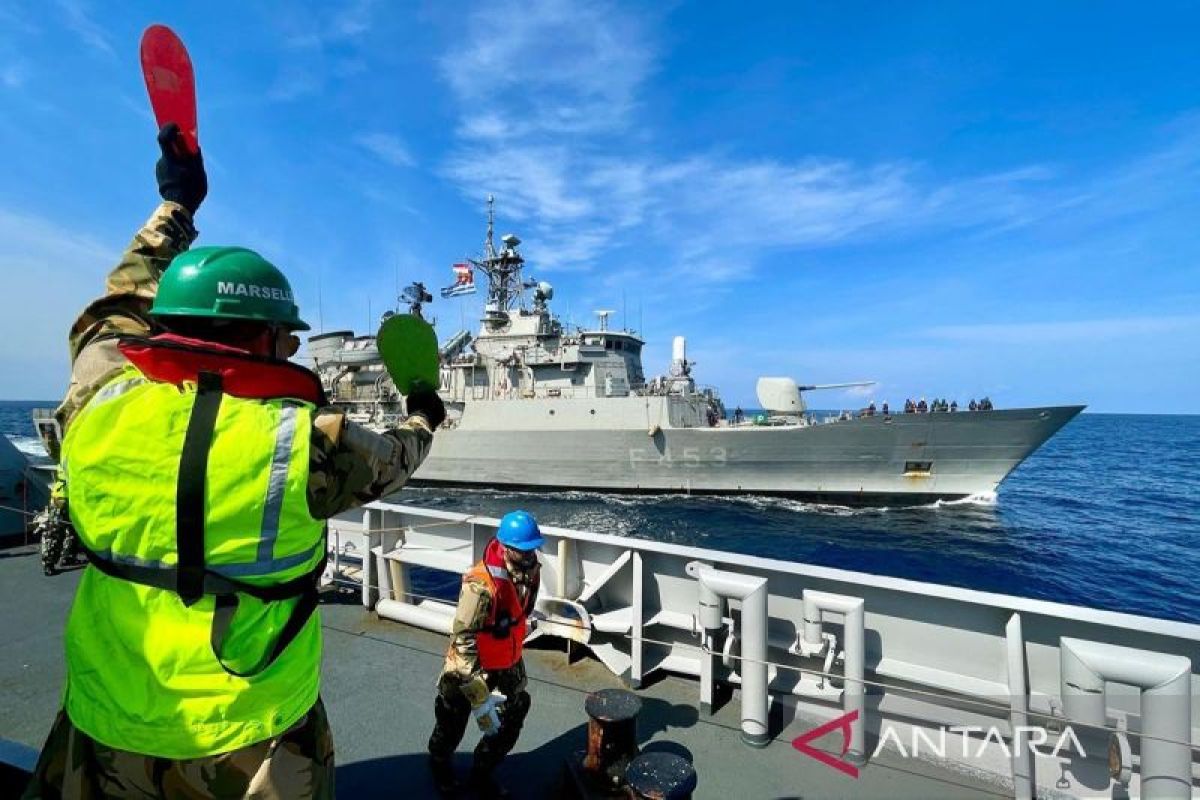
<box><xmin>5</xmin><ymin>402</ymin><xmax>1198</xmax><ymax>623</ymax></box>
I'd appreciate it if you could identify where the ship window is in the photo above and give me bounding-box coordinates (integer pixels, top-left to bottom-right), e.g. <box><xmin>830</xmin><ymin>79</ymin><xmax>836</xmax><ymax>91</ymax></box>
<box><xmin>604</xmin><ymin>340</ymin><xmax>612</xmax><ymax>349</ymax></box>
<box><xmin>903</xmin><ymin>461</ymin><xmax>933</xmax><ymax>475</ymax></box>
<box><xmin>614</xmin><ymin>340</ymin><xmax>623</xmax><ymax>351</ymax></box>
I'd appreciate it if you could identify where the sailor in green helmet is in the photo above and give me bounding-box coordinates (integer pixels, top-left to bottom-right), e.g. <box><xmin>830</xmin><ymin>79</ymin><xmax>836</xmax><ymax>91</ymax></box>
<box><xmin>23</xmin><ymin>124</ymin><xmax>445</xmax><ymax>800</ymax></box>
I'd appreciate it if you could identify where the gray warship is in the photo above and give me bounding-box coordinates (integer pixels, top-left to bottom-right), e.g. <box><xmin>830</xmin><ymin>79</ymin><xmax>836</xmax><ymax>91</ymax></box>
<box><xmin>309</xmin><ymin>199</ymin><xmax>1083</xmax><ymax>505</ymax></box>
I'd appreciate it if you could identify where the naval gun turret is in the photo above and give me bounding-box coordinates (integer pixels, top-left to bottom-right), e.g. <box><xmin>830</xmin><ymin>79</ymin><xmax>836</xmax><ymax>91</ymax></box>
<box><xmin>756</xmin><ymin>377</ymin><xmax>877</xmax><ymax>422</ymax></box>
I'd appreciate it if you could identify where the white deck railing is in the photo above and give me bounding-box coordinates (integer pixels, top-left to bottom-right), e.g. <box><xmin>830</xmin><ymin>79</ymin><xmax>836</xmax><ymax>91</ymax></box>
<box><xmin>328</xmin><ymin>502</ymin><xmax>1200</xmax><ymax>800</ymax></box>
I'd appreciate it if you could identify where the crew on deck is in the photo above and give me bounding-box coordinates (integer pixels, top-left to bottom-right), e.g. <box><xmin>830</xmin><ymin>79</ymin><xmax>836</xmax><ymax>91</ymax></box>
<box><xmin>25</xmin><ymin>124</ymin><xmax>443</xmax><ymax>800</ymax></box>
<box><xmin>429</xmin><ymin>510</ymin><xmax>544</xmax><ymax>798</ymax></box>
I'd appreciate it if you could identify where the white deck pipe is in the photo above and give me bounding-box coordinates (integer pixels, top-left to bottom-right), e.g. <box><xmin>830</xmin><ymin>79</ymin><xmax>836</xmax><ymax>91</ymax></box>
<box><xmin>1005</xmin><ymin>613</ymin><xmax>1034</xmax><ymax>800</ymax></box>
<box><xmin>377</xmin><ymin>598</ymin><xmax>455</xmax><ymax>634</ymax></box>
<box><xmin>802</xmin><ymin>590</ymin><xmax>866</xmax><ymax>764</ymax></box>
<box><xmin>1060</xmin><ymin>638</ymin><xmax>1192</xmax><ymax>799</ymax></box>
<box><xmin>688</xmin><ymin>561</ymin><xmax>770</xmax><ymax>747</ymax></box>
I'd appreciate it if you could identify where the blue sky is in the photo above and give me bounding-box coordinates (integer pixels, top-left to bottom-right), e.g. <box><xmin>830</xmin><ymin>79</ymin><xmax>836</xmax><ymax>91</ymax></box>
<box><xmin>1</xmin><ymin>1</ymin><xmax>1198</xmax><ymax>412</ymax></box>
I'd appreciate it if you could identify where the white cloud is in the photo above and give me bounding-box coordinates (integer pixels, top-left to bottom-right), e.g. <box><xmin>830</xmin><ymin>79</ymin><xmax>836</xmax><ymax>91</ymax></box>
<box><xmin>355</xmin><ymin>132</ymin><xmax>415</xmax><ymax>168</ymax></box>
<box><xmin>0</xmin><ymin>4</ymin><xmax>38</xmax><ymax>35</ymax></box>
<box><xmin>436</xmin><ymin>1</ymin><xmax>1074</xmax><ymax>281</ymax></box>
<box><xmin>651</xmin><ymin>158</ymin><xmax>918</xmax><ymax>253</ymax></box>
<box><xmin>0</xmin><ymin>207</ymin><xmax>118</xmax><ymax>397</ymax></box>
<box><xmin>1</xmin><ymin>61</ymin><xmax>26</xmax><ymax>89</ymax></box>
<box><xmin>267</xmin><ymin>66</ymin><xmax>323</xmax><ymax>103</ymax></box>
<box><xmin>0</xmin><ymin>207</ymin><xmax>112</xmax><ymax>278</ymax></box>
<box><xmin>55</xmin><ymin>0</ymin><xmax>113</xmax><ymax>57</ymax></box>
<box><xmin>267</xmin><ymin>0</ymin><xmax>379</xmax><ymax>101</ymax></box>
<box><xmin>457</xmin><ymin>113</ymin><xmax>511</xmax><ymax>141</ymax></box>
<box><xmin>280</xmin><ymin>0</ymin><xmax>378</xmax><ymax>50</ymax></box>
<box><xmin>444</xmin><ymin>140</ymin><xmax>1061</xmax><ymax>278</ymax></box>
<box><xmin>446</xmin><ymin>145</ymin><xmax>591</xmax><ymax>223</ymax></box>
<box><xmin>433</xmin><ymin>0</ymin><xmax>1200</xmax><ymax>373</ymax></box>
<box><xmin>441</xmin><ymin>0</ymin><xmax>654</xmax><ymax>137</ymax></box>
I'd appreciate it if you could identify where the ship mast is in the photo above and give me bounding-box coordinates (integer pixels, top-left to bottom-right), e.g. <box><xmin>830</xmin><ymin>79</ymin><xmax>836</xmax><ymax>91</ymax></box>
<box><xmin>472</xmin><ymin>195</ymin><xmax>527</xmax><ymax>319</ymax></box>
<box><xmin>484</xmin><ymin>194</ymin><xmax>496</xmax><ymax>261</ymax></box>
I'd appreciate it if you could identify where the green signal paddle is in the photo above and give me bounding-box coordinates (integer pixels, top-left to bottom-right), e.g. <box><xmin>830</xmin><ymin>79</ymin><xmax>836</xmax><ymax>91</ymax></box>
<box><xmin>377</xmin><ymin>314</ymin><xmax>440</xmax><ymax>395</ymax></box>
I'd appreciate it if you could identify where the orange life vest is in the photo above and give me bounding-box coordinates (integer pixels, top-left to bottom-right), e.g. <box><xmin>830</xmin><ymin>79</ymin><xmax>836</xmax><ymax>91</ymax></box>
<box><xmin>466</xmin><ymin>539</ymin><xmax>538</xmax><ymax>670</ymax></box>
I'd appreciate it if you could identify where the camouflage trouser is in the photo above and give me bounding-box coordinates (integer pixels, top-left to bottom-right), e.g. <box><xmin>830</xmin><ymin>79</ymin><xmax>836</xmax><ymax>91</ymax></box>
<box><xmin>427</xmin><ymin>661</ymin><xmax>531</xmax><ymax>776</ymax></box>
<box><xmin>22</xmin><ymin>699</ymin><xmax>334</xmax><ymax>800</ymax></box>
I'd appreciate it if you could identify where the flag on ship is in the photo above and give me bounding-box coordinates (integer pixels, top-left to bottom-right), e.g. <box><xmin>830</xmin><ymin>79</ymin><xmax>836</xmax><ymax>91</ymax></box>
<box><xmin>440</xmin><ymin>262</ymin><xmax>477</xmax><ymax>298</ymax></box>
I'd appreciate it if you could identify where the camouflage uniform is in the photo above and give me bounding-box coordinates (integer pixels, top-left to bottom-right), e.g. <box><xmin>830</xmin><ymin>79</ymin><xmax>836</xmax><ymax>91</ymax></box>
<box><xmin>25</xmin><ymin>202</ymin><xmax>433</xmax><ymax>800</ymax></box>
<box><xmin>36</xmin><ymin>474</ymin><xmax>78</xmax><ymax>576</ymax></box>
<box><xmin>52</xmin><ymin>202</ymin><xmax>432</xmax><ymax>519</ymax></box>
<box><xmin>25</xmin><ymin>701</ymin><xmax>333</xmax><ymax>800</ymax></box>
<box><xmin>427</xmin><ymin>569</ymin><xmax>535</xmax><ymax>783</ymax></box>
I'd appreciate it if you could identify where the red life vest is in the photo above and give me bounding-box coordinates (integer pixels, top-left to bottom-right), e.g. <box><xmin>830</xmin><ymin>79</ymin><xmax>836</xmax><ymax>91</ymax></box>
<box><xmin>118</xmin><ymin>333</ymin><xmax>327</xmax><ymax>403</ymax></box>
<box><xmin>465</xmin><ymin>539</ymin><xmax>539</xmax><ymax>671</ymax></box>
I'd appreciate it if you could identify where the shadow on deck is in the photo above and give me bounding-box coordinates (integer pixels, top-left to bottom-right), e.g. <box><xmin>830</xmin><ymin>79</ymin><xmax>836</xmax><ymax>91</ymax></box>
<box><xmin>1</xmin><ymin>546</ymin><xmax>1004</xmax><ymax>799</ymax></box>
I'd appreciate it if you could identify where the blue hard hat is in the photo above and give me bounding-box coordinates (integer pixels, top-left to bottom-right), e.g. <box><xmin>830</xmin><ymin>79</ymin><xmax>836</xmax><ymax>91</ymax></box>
<box><xmin>496</xmin><ymin>510</ymin><xmax>545</xmax><ymax>551</ymax></box>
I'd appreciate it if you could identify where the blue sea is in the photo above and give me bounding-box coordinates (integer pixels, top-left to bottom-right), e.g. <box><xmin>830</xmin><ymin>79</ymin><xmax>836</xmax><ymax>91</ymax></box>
<box><xmin>4</xmin><ymin>401</ymin><xmax>1197</xmax><ymax>623</ymax></box>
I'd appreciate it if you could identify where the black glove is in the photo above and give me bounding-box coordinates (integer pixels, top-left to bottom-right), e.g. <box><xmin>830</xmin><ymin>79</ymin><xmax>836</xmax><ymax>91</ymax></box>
<box><xmin>406</xmin><ymin>388</ymin><xmax>446</xmax><ymax>429</ymax></box>
<box><xmin>156</xmin><ymin>123</ymin><xmax>207</xmax><ymax>214</ymax></box>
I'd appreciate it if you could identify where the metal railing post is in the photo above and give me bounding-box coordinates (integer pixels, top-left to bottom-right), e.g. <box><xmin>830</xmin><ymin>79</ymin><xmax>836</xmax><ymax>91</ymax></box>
<box><xmin>1060</xmin><ymin>638</ymin><xmax>1192</xmax><ymax>799</ymax></box>
<box><xmin>802</xmin><ymin>590</ymin><xmax>866</xmax><ymax>763</ymax></box>
<box><xmin>688</xmin><ymin>562</ymin><xmax>769</xmax><ymax>747</ymax></box>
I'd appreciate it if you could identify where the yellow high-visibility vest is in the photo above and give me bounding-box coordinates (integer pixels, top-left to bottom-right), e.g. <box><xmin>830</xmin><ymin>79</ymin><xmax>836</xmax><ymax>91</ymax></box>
<box><xmin>61</xmin><ymin>360</ymin><xmax>325</xmax><ymax>759</ymax></box>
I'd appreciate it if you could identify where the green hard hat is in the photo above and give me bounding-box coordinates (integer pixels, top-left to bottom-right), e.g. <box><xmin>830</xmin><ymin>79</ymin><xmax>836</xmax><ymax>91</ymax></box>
<box><xmin>150</xmin><ymin>246</ymin><xmax>310</xmax><ymax>331</ymax></box>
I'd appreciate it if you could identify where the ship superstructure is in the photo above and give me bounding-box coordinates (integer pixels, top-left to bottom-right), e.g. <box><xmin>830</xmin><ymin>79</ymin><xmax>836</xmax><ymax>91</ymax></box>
<box><xmin>309</xmin><ymin>199</ymin><xmax>1083</xmax><ymax>505</ymax></box>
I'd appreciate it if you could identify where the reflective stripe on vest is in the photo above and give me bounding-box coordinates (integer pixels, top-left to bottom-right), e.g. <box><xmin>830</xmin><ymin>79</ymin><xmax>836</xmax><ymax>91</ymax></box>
<box><xmin>60</xmin><ymin>365</ymin><xmax>325</xmax><ymax>759</ymax></box>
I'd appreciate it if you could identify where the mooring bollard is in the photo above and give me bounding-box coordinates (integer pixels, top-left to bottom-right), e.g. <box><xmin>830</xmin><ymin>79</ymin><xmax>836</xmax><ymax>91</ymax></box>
<box><xmin>625</xmin><ymin>752</ymin><xmax>698</xmax><ymax>800</ymax></box>
<box><xmin>583</xmin><ymin>688</ymin><xmax>643</xmax><ymax>788</ymax></box>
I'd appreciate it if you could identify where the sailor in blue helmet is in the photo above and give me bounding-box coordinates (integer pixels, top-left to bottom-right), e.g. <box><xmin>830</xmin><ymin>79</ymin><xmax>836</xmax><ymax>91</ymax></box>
<box><xmin>428</xmin><ymin>510</ymin><xmax>544</xmax><ymax>798</ymax></box>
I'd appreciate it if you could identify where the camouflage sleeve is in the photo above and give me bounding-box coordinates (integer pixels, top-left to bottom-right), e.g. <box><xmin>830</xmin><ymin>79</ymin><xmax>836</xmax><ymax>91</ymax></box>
<box><xmin>441</xmin><ymin>577</ymin><xmax>492</xmax><ymax>684</ymax></box>
<box><xmin>55</xmin><ymin>202</ymin><xmax>197</xmax><ymax>432</ymax></box>
<box><xmin>306</xmin><ymin>411</ymin><xmax>434</xmax><ymax>519</ymax></box>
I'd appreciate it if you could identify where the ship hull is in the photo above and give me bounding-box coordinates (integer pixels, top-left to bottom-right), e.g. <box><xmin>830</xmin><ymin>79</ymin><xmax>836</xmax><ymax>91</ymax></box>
<box><xmin>411</xmin><ymin>403</ymin><xmax>1085</xmax><ymax>505</ymax></box>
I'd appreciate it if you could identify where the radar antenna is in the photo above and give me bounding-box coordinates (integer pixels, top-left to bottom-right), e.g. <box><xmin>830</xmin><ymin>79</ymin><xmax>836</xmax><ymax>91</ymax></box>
<box><xmin>472</xmin><ymin>196</ymin><xmax>529</xmax><ymax>320</ymax></box>
<box><xmin>401</xmin><ymin>281</ymin><xmax>433</xmax><ymax>320</ymax></box>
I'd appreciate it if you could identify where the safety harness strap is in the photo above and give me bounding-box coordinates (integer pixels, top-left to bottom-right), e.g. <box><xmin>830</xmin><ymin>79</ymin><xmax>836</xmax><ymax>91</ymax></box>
<box><xmin>210</xmin><ymin>559</ymin><xmax>324</xmax><ymax>678</ymax></box>
<box><xmin>81</xmin><ymin>546</ymin><xmax>326</xmax><ymax>677</ymax></box>
<box><xmin>81</xmin><ymin>367</ymin><xmax>325</xmax><ymax>677</ymax></box>
<box><xmin>80</xmin><ymin>545</ymin><xmax>324</xmax><ymax>601</ymax></box>
<box><xmin>176</xmin><ymin>371</ymin><xmax>223</xmax><ymax>605</ymax></box>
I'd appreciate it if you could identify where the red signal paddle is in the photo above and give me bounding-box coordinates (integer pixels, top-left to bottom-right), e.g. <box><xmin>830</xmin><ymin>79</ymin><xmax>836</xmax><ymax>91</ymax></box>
<box><xmin>140</xmin><ymin>24</ymin><xmax>198</xmax><ymax>154</ymax></box>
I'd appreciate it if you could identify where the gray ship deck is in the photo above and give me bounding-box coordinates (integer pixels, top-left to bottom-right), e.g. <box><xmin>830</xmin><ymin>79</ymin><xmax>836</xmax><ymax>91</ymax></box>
<box><xmin>0</xmin><ymin>543</ymin><xmax>1004</xmax><ymax>799</ymax></box>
